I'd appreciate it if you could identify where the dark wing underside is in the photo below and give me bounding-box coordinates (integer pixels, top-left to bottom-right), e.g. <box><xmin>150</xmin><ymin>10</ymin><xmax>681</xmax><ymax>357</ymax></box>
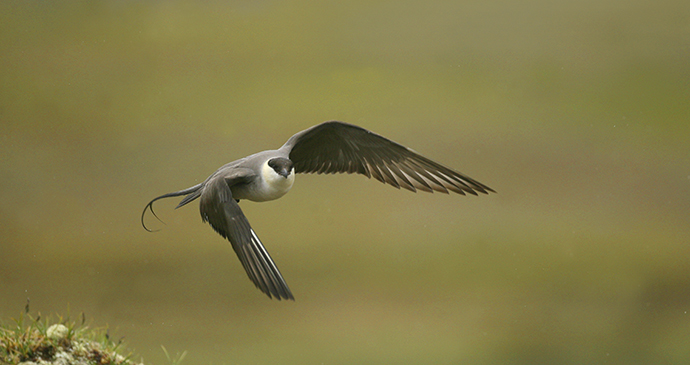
<box><xmin>200</xmin><ymin>175</ymin><xmax>294</xmax><ymax>300</ymax></box>
<box><xmin>283</xmin><ymin>121</ymin><xmax>495</xmax><ymax>195</ymax></box>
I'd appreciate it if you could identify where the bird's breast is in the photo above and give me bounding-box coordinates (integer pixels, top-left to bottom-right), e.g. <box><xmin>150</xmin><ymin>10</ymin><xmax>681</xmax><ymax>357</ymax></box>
<box><xmin>234</xmin><ymin>162</ymin><xmax>295</xmax><ymax>202</ymax></box>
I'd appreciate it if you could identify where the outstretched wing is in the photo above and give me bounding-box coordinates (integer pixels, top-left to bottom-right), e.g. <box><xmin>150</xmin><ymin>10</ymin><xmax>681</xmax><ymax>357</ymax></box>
<box><xmin>281</xmin><ymin>121</ymin><xmax>494</xmax><ymax>195</ymax></box>
<box><xmin>200</xmin><ymin>175</ymin><xmax>294</xmax><ymax>300</ymax></box>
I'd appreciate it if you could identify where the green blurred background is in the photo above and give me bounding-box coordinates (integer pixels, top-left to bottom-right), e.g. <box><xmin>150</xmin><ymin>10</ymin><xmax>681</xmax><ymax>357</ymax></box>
<box><xmin>1</xmin><ymin>1</ymin><xmax>689</xmax><ymax>364</ymax></box>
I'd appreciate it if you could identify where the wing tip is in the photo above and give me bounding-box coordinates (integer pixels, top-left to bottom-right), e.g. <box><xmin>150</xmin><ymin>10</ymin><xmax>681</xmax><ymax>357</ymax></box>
<box><xmin>268</xmin><ymin>291</ymin><xmax>296</xmax><ymax>301</ymax></box>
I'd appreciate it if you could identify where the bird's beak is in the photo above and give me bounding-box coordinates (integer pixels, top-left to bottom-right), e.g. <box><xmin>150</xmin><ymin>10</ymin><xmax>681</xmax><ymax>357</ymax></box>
<box><xmin>279</xmin><ymin>167</ymin><xmax>292</xmax><ymax>179</ymax></box>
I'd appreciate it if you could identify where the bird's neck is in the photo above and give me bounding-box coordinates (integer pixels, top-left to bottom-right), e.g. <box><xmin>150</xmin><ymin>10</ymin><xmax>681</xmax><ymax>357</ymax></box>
<box><xmin>257</xmin><ymin>160</ymin><xmax>295</xmax><ymax>202</ymax></box>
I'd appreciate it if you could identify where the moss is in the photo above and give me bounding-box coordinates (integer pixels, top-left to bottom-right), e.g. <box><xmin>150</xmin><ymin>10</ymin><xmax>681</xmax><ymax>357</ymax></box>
<box><xmin>0</xmin><ymin>312</ymin><xmax>142</xmax><ymax>365</ymax></box>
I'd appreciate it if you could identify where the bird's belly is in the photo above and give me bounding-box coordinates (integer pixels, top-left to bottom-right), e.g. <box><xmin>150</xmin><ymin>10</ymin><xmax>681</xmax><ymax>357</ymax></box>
<box><xmin>232</xmin><ymin>174</ymin><xmax>295</xmax><ymax>202</ymax></box>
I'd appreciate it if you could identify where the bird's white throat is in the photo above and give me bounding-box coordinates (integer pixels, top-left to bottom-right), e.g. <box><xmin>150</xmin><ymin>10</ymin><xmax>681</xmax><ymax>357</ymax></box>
<box><xmin>258</xmin><ymin>160</ymin><xmax>295</xmax><ymax>201</ymax></box>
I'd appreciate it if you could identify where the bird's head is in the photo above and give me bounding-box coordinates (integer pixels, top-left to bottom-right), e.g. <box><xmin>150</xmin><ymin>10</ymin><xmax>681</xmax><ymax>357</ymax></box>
<box><xmin>267</xmin><ymin>158</ymin><xmax>294</xmax><ymax>179</ymax></box>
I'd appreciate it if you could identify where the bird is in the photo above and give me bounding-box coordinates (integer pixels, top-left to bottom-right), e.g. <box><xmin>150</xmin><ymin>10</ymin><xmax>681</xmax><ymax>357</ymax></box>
<box><xmin>141</xmin><ymin>121</ymin><xmax>494</xmax><ymax>300</ymax></box>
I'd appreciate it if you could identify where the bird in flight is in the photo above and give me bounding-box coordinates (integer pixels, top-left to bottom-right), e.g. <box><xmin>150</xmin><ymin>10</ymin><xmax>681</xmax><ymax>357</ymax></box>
<box><xmin>142</xmin><ymin>121</ymin><xmax>494</xmax><ymax>300</ymax></box>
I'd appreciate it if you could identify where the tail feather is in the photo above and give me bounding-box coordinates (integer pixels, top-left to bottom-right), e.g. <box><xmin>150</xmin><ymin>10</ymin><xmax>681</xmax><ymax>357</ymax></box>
<box><xmin>141</xmin><ymin>183</ymin><xmax>204</xmax><ymax>232</ymax></box>
<box><xmin>176</xmin><ymin>189</ymin><xmax>202</xmax><ymax>209</ymax></box>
